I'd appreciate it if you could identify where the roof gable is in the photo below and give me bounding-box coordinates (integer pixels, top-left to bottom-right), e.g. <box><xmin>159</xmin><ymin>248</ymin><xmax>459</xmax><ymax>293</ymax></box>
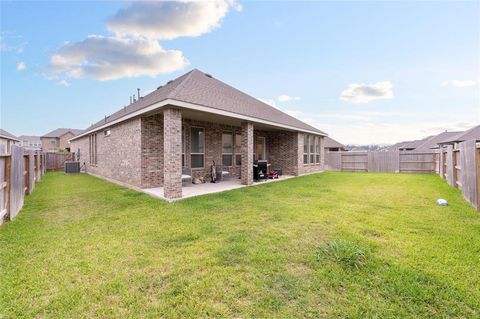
<box><xmin>42</xmin><ymin>128</ymin><xmax>83</xmax><ymax>138</ymax></box>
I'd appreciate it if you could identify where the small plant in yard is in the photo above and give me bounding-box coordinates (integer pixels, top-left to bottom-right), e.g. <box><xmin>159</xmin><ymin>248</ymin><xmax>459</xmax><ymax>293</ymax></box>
<box><xmin>318</xmin><ymin>240</ymin><xmax>369</xmax><ymax>269</ymax></box>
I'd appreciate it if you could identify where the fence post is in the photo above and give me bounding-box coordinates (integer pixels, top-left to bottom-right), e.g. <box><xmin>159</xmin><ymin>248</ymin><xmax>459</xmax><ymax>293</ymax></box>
<box><xmin>2</xmin><ymin>154</ymin><xmax>11</xmax><ymax>223</ymax></box>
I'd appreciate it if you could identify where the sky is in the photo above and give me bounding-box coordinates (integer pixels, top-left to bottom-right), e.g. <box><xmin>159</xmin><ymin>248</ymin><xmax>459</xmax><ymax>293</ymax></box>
<box><xmin>1</xmin><ymin>0</ymin><xmax>479</xmax><ymax>144</ymax></box>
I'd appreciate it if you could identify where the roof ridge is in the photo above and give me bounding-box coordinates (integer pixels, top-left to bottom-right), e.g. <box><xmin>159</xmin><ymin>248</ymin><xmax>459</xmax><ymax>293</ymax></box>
<box><xmin>166</xmin><ymin>69</ymin><xmax>198</xmax><ymax>100</ymax></box>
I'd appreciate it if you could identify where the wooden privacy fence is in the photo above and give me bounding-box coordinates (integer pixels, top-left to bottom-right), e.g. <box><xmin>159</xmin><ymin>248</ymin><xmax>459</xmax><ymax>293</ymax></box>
<box><xmin>440</xmin><ymin>140</ymin><xmax>480</xmax><ymax>210</ymax></box>
<box><xmin>325</xmin><ymin>151</ymin><xmax>438</xmax><ymax>173</ymax></box>
<box><xmin>0</xmin><ymin>145</ymin><xmax>46</xmax><ymax>224</ymax></box>
<box><xmin>46</xmin><ymin>152</ymin><xmax>73</xmax><ymax>170</ymax></box>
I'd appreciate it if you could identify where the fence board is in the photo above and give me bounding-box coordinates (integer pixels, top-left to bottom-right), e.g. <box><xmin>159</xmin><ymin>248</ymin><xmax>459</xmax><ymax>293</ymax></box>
<box><xmin>9</xmin><ymin>145</ymin><xmax>25</xmax><ymax>220</ymax></box>
<box><xmin>325</xmin><ymin>152</ymin><xmax>342</xmax><ymax>171</ymax></box>
<box><xmin>27</xmin><ymin>150</ymin><xmax>35</xmax><ymax>194</ymax></box>
<box><xmin>458</xmin><ymin>140</ymin><xmax>479</xmax><ymax>210</ymax></box>
<box><xmin>324</xmin><ymin>150</ymin><xmax>436</xmax><ymax>173</ymax></box>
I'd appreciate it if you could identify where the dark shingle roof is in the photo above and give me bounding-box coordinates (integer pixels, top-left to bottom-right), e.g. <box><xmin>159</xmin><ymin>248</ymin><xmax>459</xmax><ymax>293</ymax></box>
<box><xmin>438</xmin><ymin>125</ymin><xmax>480</xmax><ymax>144</ymax></box>
<box><xmin>399</xmin><ymin>138</ymin><xmax>432</xmax><ymax>150</ymax></box>
<box><xmin>42</xmin><ymin>128</ymin><xmax>83</xmax><ymax>138</ymax></box>
<box><xmin>79</xmin><ymin>69</ymin><xmax>326</xmax><ymax>137</ymax></box>
<box><xmin>0</xmin><ymin>129</ymin><xmax>20</xmax><ymax>141</ymax></box>
<box><xmin>414</xmin><ymin>131</ymin><xmax>461</xmax><ymax>151</ymax></box>
<box><xmin>324</xmin><ymin>136</ymin><xmax>346</xmax><ymax>149</ymax></box>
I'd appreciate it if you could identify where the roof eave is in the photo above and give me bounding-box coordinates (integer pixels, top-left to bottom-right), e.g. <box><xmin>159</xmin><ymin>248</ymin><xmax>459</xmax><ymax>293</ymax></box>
<box><xmin>0</xmin><ymin>135</ymin><xmax>21</xmax><ymax>142</ymax></box>
<box><xmin>70</xmin><ymin>99</ymin><xmax>327</xmax><ymax>142</ymax></box>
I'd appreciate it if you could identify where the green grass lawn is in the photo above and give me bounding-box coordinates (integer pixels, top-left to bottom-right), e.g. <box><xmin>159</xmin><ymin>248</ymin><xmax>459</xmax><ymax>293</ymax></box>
<box><xmin>1</xmin><ymin>172</ymin><xmax>479</xmax><ymax>318</ymax></box>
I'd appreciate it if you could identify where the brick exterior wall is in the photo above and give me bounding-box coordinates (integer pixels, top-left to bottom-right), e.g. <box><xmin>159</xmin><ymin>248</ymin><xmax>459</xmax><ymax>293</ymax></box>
<box><xmin>141</xmin><ymin>113</ymin><xmax>164</xmax><ymax>188</ymax></box>
<box><xmin>41</xmin><ymin>137</ymin><xmax>59</xmax><ymax>152</ymax></box>
<box><xmin>163</xmin><ymin>108</ymin><xmax>182</xmax><ymax>199</ymax></box>
<box><xmin>70</xmin><ymin>118</ymin><xmax>142</xmax><ymax>187</ymax></box>
<box><xmin>59</xmin><ymin>132</ymin><xmax>75</xmax><ymax>150</ymax></box>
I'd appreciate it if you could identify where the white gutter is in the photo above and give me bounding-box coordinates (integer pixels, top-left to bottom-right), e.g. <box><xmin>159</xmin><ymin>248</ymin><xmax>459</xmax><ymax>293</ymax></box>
<box><xmin>70</xmin><ymin>98</ymin><xmax>327</xmax><ymax>141</ymax></box>
<box><xmin>0</xmin><ymin>134</ymin><xmax>21</xmax><ymax>142</ymax></box>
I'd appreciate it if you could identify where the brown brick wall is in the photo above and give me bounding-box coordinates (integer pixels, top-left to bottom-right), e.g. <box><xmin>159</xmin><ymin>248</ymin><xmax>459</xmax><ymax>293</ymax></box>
<box><xmin>59</xmin><ymin>132</ymin><xmax>75</xmax><ymax>150</ymax></box>
<box><xmin>70</xmin><ymin>118</ymin><xmax>142</xmax><ymax>187</ymax></box>
<box><xmin>41</xmin><ymin>137</ymin><xmax>59</xmax><ymax>151</ymax></box>
<box><xmin>141</xmin><ymin>113</ymin><xmax>164</xmax><ymax>188</ymax></box>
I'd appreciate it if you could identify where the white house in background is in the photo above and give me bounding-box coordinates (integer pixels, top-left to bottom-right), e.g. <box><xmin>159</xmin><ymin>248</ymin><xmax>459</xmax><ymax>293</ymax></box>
<box><xmin>0</xmin><ymin>129</ymin><xmax>21</xmax><ymax>153</ymax></box>
<box><xmin>19</xmin><ymin>135</ymin><xmax>42</xmax><ymax>151</ymax></box>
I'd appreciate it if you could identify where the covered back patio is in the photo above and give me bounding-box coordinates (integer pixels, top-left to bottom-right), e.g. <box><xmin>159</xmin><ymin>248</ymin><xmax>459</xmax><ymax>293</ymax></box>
<box><xmin>141</xmin><ymin>106</ymin><xmax>323</xmax><ymax>200</ymax></box>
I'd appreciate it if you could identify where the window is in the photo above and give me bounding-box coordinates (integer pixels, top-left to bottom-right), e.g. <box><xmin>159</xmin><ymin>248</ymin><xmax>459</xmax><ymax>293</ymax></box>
<box><xmin>181</xmin><ymin>126</ymin><xmax>185</xmax><ymax>167</ymax></box>
<box><xmin>303</xmin><ymin>135</ymin><xmax>308</xmax><ymax>164</ymax></box>
<box><xmin>190</xmin><ymin>127</ymin><xmax>204</xmax><ymax>168</ymax></box>
<box><xmin>235</xmin><ymin>133</ymin><xmax>242</xmax><ymax>166</ymax></box>
<box><xmin>50</xmin><ymin>138</ymin><xmax>56</xmax><ymax>145</ymax></box>
<box><xmin>89</xmin><ymin>133</ymin><xmax>97</xmax><ymax>165</ymax></box>
<box><xmin>315</xmin><ymin>136</ymin><xmax>321</xmax><ymax>164</ymax></box>
<box><xmin>104</xmin><ymin>129</ymin><xmax>111</xmax><ymax>137</ymax></box>
<box><xmin>222</xmin><ymin>132</ymin><xmax>233</xmax><ymax>166</ymax></box>
<box><xmin>309</xmin><ymin>135</ymin><xmax>315</xmax><ymax>164</ymax></box>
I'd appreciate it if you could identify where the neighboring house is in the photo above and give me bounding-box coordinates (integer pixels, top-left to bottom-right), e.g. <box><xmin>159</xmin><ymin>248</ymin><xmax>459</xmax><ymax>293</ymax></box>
<box><xmin>382</xmin><ymin>141</ymin><xmax>408</xmax><ymax>152</ymax></box>
<box><xmin>41</xmin><ymin>128</ymin><xmax>83</xmax><ymax>152</ymax></box>
<box><xmin>70</xmin><ymin>69</ymin><xmax>327</xmax><ymax>200</ymax></box>
<box><xmin>324</xmin><ymin>136</ymin><xmax>347</xmax><ymax>152</ymax></box>
<box><xmin>438</xmin><ymin>125</ymin><xmax>480</xmax><ymax>148</ymax></box>
<box><xmin>0</xmin><ymin>129</ymin><xmax>21</xmax><ymax>153</ymax></box>
<box><xmin>398</xmin><ymin>138</ymin><xmax>433</xmax><ymax>151</ymax></box>
<box><xmin>19</xmin><ymin>135</ymin><xmax>42</xmax><ymax>151</ymax></box>
<box><xmin>414</xmin><ymin>131</ymin><xmax>461</xmax><ymax>152</ymax></box>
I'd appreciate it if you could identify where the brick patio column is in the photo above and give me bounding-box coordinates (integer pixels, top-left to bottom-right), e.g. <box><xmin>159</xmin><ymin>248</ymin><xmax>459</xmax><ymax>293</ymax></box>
<box><xmin>163</xmin><ymin>108</ymin><xmax>182</xmax><ymax>199</ymax></box>
<box><xmin>241</xmin><ymin>122</ymin><xmax>254</xmax><ymax>185</ymax></box>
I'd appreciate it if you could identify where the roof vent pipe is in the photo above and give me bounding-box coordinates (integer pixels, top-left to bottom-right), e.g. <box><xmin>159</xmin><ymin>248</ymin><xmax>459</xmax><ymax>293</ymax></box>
<box><xmin>133</xmin><ymin>94</ymin><xmax>136</xmax><ymax>102</ymax></box>
<box><xmin>130</xmin><ymin>96</ymin><xmax>132</xmax><ymax>104</ymax></box>
<box><xmin>137</xmin><ymin>88</ymin><xmax>140</xmax><ymax>99</ymax></box>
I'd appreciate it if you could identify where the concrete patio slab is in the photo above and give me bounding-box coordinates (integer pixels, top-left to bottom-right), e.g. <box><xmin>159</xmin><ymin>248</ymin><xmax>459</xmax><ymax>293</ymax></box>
<box><xmin>143</xmin><ymin>175</ymin><xmax>294</xmax><ymax>202</ymax></box>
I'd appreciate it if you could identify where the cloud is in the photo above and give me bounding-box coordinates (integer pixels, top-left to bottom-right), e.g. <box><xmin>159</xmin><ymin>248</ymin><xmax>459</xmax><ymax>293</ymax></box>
<box><xmin>0</xmin><ymin>31</ymin><xmax>27</xmax><ymax>53</ymax></box>
<box><xmin>16</xmin><ymin>61</ymin><xmax>25</xmax><ymax>71</ymax></box>
<box><xmin>46</xmin><ymin>1</ymin><xmax>239</xmax><ymax>82</ymax></box>
<box><xmin>277</xmin><ymin>94</ymin><xmax>301</xmax><ymax>102</ymax></box>
<box><xmin>106</xmin><ymin>0</ymin><xmax>241</xmax><ymax>40</ymax></box>
<box><xmin>48</xmin><ymin>35</ymin><xmax>189</xmax><ymax>81</ymax></box>
<box><xmin>281</xmin><ymin>109</ymin><xmax>477</xmax><ymax>144</ymax></box>
<box><xmin>340</xmin><ymin>81</ymin><xmax>393</xmax><ymax>103</ymax></box>
<box><xmin>441</xmin><ymin>80</ymin><xmax>477</xmax><ymax>88</ymax></box>
<box><xmin>57</xmin><ymin>80</ymin><xmax>70</xmax><ymax>87</ymax></box>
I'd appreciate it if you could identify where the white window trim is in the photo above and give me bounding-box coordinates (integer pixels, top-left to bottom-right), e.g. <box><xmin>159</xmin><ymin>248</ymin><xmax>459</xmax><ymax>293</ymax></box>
<box><xmin>190</xmin><ymin>126</ymin><xmax>205</xmax><ymax>170</ymax></box>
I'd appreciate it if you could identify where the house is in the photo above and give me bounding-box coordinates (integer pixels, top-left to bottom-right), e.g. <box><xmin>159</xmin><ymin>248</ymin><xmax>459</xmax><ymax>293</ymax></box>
<box><xmin>414</xmin><ymin>131</ymin><xmax>461</xmax><ymax>152</ymax></box>
<box><xmin>19</xmin><ymin>135</ymin><xmax>42</xmax><ymax>151</ymax></box>
<box><xmin>437</xmin><ymin>125</ymin><xmax>480</xmax><ymax>148</ymax></box>
<box><xmin>0</xmin><ymin>129</ymin><xmax>21</xmax><ymax>153</ymax></box>
<box><xmin>41</xmin><ymin>128</ymin><xmax>83</xmax><ymax>152</ymax></box>
<box><xmin>324</xmin><ymin>136</ymin><xmax>347</xmax><ymax>152</ymax></box>
<box><xmin>70</xmin><ymin>69</ymin><xmax>327</xmax><ymax>200</ymax></box>
<box><xmin>398</xmin><ymin>138</ymin><xmax>433</xmax><ymax>151</ymax></box>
